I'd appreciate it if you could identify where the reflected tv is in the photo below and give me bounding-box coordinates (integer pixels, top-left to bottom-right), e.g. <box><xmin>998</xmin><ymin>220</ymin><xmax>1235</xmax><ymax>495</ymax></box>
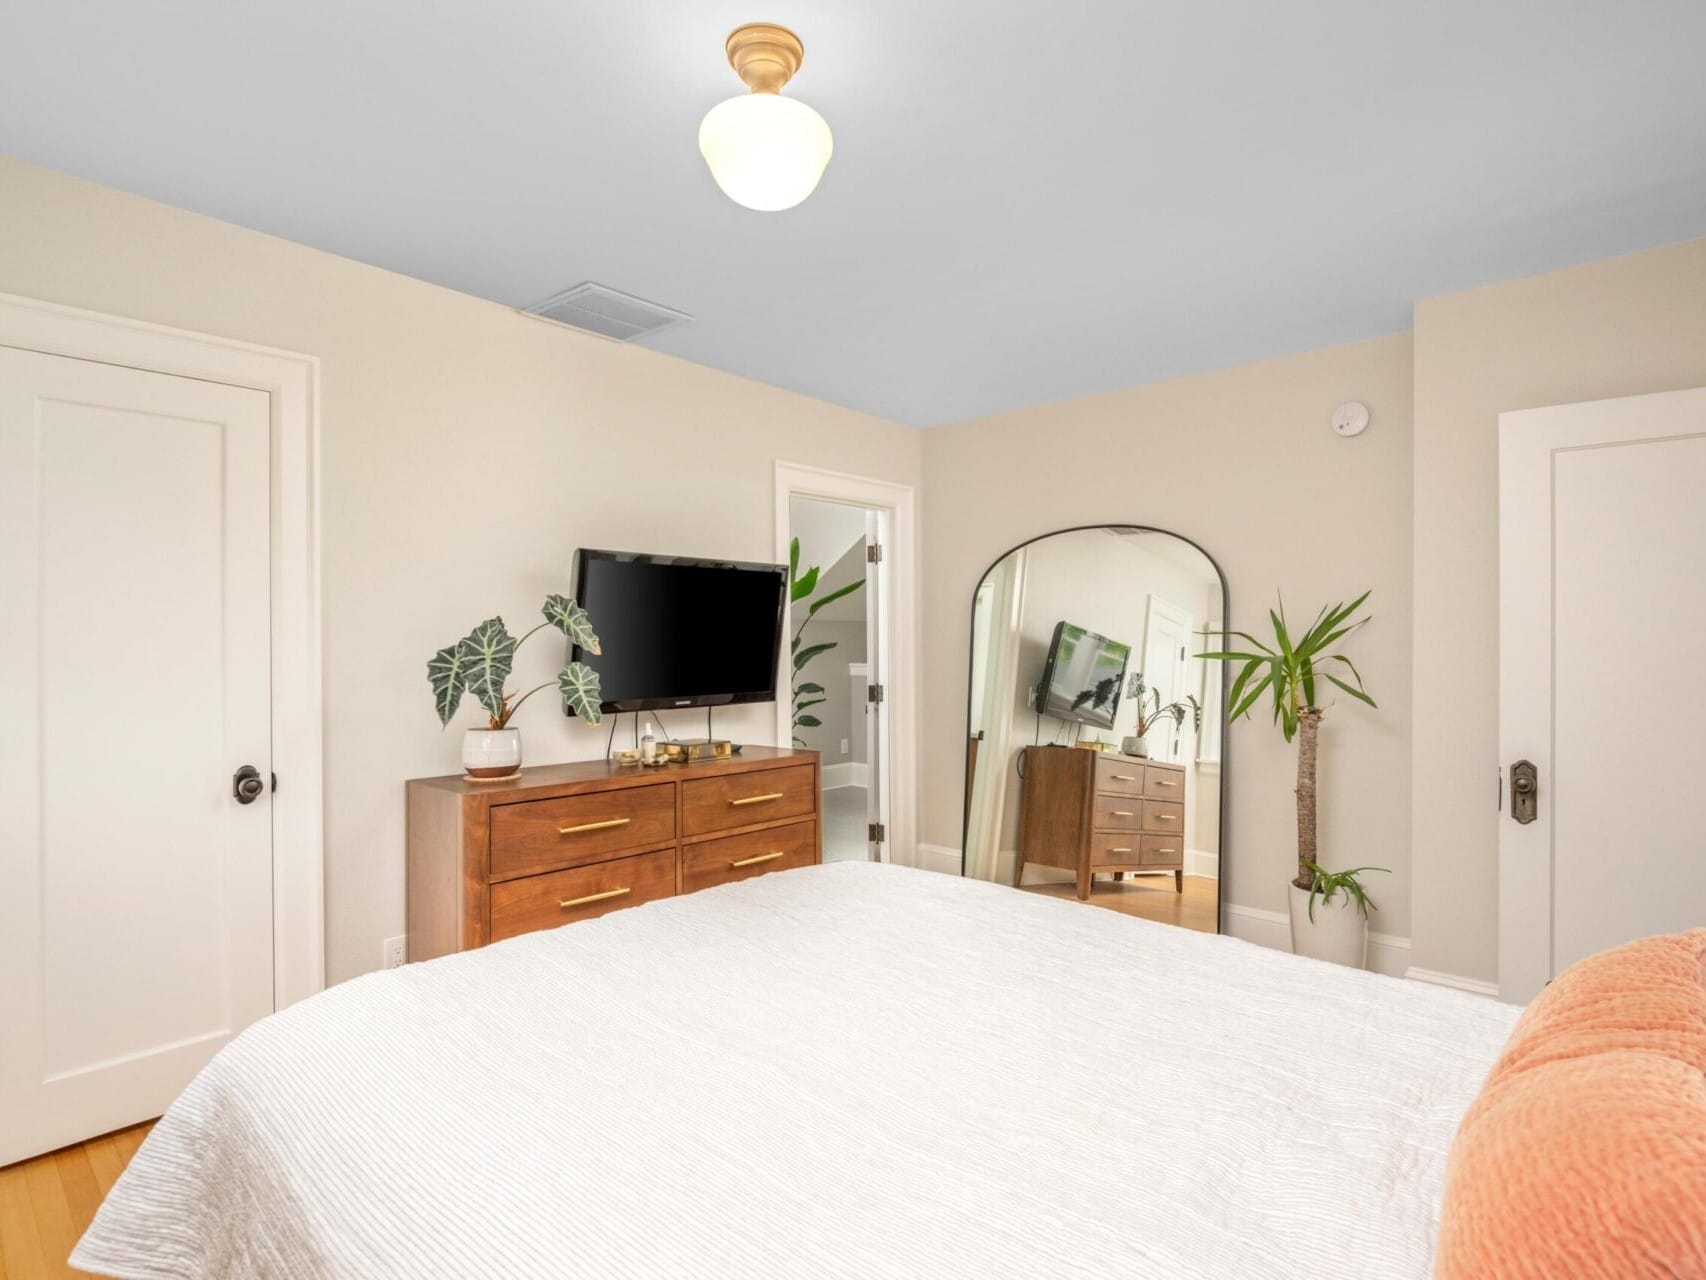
<box><xmin>1037</xmin><ymin>620</ymin><xmax>1131</xmax><ymax>730</ymax></box>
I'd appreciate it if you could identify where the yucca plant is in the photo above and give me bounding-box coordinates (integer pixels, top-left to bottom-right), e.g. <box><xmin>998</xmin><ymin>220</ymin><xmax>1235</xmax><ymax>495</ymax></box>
<box><xmin>1198</xmin><ymin>592</ymin><xmax>1375</xmax><ymax>892</ymax></box>
<box><xmin>428</xmin><ymin>594</ymin><xmax>604</xmax><ymax>728</ymax></box>
<box><xmin>787</xmin><ymin>537</ymin><xmax>865</xmax><ymax>747</ymax></box>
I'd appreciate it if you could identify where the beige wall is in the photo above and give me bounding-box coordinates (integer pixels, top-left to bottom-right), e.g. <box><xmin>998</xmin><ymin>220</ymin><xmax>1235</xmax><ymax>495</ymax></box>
<box><xmin>1409</xmin><ymin>238</ymin><xmax>1706</xmax><ymax>983</ymax></box>
<box><xmin>921</xmin><ymin>335</ymin><xmax>1416</xmax><ymax>931</ymax></box>
<box><xmin>0</xmin><ymin>156</ymin><xmax>920</xmax><ymax>984</ymax></box>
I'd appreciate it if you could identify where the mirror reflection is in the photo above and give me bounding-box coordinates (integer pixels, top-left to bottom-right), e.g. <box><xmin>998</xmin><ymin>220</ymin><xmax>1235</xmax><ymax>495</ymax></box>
<box><xmin>963</xmin><ymin>526</ymin><xmax>1226</xmax><ymax>934</ymax></box>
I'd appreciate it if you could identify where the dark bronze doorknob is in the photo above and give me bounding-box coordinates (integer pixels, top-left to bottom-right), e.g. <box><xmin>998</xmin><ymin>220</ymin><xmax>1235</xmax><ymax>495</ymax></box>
<box><xmin>233</xmin><ymin>765</ymin><xmax>265</xmax><ymax>805</ymax></box>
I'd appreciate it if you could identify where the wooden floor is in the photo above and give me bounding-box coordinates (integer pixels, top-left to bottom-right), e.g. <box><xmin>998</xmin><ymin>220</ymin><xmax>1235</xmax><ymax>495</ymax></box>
<box><xmin>0</xmin><ymin>1123</ymin><xmax>154</xmax><ymax>1279</ymax></box>
<box><xmin>1023</xmin><ymin>872</ymin><xmax>1220</xmax><ymax>934</ymax></box>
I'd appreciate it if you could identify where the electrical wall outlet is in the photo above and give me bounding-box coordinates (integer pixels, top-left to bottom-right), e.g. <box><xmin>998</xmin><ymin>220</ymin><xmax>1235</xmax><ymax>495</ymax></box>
<box><xmin>382</xmin><ymin>936</ymin><xmax>406</xmax><ymax>969</ymax></box>
<box><xmin>839</xmin><ymin>738</ymin><xmax>849</xmax><ymax>755</ymax></box>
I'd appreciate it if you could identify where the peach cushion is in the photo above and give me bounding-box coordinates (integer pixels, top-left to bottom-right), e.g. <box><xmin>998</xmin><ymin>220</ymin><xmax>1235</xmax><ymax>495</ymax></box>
<box><xmin>1435</xmin><ymin>930</ymin><xmax>1706</xmax><ymax>1279</ymax></box>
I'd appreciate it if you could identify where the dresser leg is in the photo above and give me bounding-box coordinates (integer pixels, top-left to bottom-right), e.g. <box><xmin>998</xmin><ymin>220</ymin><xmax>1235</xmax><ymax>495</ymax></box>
<box><xmin>1076</xmin><ymin>863</ymin><xmax>1091</xmax><ymax>901</ymax></box>
<box><xmin>1174</xmin><ymin>870</ymin><xmax>1183</xmax><ymax>894</ymax></box>
<box><xmin>1013</xmin><ymin>854</ymin><xmax>1026</xmax><ymax>888</ymax></box>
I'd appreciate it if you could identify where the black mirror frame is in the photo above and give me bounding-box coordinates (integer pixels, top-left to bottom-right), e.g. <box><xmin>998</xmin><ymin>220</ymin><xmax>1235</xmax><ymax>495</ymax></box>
<box><xmin>959</xmin><ymin>523</ymin><xmax>1231</xmax><ymax>934</ymax></box>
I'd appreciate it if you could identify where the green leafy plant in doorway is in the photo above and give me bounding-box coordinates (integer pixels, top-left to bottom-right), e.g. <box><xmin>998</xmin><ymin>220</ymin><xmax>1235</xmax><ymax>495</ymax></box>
<box><xmin>788</xmin><ymin>536</ymin><xmax>866</xmax><ymax>748</ymax></box>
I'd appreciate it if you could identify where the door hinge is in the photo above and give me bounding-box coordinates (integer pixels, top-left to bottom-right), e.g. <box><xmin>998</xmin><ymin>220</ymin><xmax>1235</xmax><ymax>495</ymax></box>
<box><xmin>866</xmin><ymin>543</ymin><xmax>883</xmax><ymax>564</ymax></box>
<box><xmin>868</xmin><ymin>822</ymin><xmax>885</xmax><ymax>843</ymax></box>
<box><xmin>867</xmin><ymin>683</ymin><xmax>885</xmax><ymax>705</ymax></box>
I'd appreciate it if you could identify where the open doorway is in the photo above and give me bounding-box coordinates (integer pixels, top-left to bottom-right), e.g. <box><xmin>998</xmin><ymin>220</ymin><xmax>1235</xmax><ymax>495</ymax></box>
<box><xmin>775</xmin><ymin>463</ymin><xmax>916</xmax><ymax>866</ymax></box>
<box><xmin>787</xmin><ymin>495</ymin><xmax>875</xmax><ymax>861</ymax></box>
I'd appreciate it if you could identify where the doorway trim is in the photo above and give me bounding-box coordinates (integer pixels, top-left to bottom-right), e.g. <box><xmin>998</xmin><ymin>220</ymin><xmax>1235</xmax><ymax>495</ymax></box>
<box><xmin>0</xmin><ymin>290</ymin><xmax>324</xmax><ymax>1009</ymax></box>
<box><xmin>774</xmin><ymin>462</ymin><xmax>917</xmax><ymax>866</ymax></box>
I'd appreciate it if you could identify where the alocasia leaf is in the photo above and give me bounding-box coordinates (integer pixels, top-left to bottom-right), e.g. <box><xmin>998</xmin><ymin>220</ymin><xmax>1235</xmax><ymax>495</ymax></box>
<box><xmin>427</xmin><ymin>642</ymin><xmax>473</xmax><ymax>726</ymax></box>
<box><xmin>543</xmin><ymin>594</ymin><xmax>601</xmax><ymax>654</ymax></box>
<box><xmin>460</xmin><ymin>617</ymin><xmax>516</xmax><ymax>721</ymax></box>
<box><xmin>558</xmin><ymin>661</ymin><xmax>603</xmax><ymax>724</ymax></box>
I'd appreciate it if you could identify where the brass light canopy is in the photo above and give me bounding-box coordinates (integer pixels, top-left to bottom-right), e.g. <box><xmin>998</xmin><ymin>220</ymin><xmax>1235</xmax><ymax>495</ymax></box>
<box><xmin>725</xmin><ymin>23</ymin><xmax>805</xmax><ymax>94</ymax></box>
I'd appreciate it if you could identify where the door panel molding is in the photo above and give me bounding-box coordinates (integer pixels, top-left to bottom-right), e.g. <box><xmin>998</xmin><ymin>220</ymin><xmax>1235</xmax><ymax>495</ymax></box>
<box><xmin>0</xmin><ymin>289</ymin><xmax>324</xmax><ymax>1011</ymax></box>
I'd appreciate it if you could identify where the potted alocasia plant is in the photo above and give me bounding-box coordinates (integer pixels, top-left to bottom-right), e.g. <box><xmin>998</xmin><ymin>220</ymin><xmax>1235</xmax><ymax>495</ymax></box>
<box><xmin>786</xmin><ymin>536</ymin><xmax>865</xmax><ymax>748</ymax></box>
<box><xmin>1122</xmin><ymin>673</ymin><xmax>1201</xmax><ymax>759</ymax></box>
<box><xmin>1199</xmin><ymin>593</ymin><xmax>1385</xmax><ymax>966</ymax></box>
<box><xmin>429</xmin><ymin>594</ymin><xmax>604</xmax><ymax>779</ymax></box>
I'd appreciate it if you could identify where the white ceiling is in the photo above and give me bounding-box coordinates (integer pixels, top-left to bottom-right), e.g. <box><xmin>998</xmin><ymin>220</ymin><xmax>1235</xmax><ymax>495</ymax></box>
<box><xmin>3</xmin><ymin>2</ymin><xmax>1704</xmax><ymax>426</ymax></box>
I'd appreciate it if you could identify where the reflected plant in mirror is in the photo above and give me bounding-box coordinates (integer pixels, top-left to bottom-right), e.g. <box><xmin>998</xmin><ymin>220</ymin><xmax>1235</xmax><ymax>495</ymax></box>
<box><xmin>1124</xmin><ymin>673</ymin><xmax>1201</xmax><ymax>759</ymax></box>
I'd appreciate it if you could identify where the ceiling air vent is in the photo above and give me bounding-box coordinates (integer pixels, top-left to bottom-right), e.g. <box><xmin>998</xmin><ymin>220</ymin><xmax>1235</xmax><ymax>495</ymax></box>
<box><xmin>522</xmin><ymin>282</ymin><xmax>691</xmax><ymax>342</ymax></box>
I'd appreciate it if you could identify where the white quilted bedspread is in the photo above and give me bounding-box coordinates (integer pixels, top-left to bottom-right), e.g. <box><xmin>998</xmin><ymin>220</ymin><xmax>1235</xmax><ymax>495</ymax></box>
<box><xmin>74</xmin><ymin>862</ymin><xmax>1519</xmax><ymax>1278</ymax></box>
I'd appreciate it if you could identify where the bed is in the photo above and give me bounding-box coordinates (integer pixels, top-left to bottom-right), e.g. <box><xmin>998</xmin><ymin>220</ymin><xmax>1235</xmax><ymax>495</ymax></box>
<box><xmin>74</xmin><ymin>861</ymin><xmax>1519</xmax><ymax>1278</ymax></box>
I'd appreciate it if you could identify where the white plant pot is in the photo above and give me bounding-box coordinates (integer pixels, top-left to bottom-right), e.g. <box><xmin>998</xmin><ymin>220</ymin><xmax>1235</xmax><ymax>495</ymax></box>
<box><xmin>1122</xmin><ymin>734</ymin><xmax>1150</xmax><ymax>758</ymax></box>
<box><xmin>1287</xmin><ymin>881</ymin><xmax>1368</xmax><ymax>968</ymax></box>
<box><xmin>462</xmin><ymin>727</ymin><xmax>522</xmax><ymax>780</ymax></box>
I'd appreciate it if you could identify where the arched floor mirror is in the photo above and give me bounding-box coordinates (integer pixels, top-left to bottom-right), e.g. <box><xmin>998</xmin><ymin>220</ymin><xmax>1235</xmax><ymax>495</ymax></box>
<box><xmin>961</xmin><ymin>525</ymin><xmax>1230</xmax><ymax>935</ymax></box>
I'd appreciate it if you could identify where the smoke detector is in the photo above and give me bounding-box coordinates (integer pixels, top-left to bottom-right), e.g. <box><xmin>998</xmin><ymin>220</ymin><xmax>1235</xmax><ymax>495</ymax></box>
<box><xmin>522</xmin><ymin>282</ymin><xmax>691</xmax><ymax>342</ymax></box>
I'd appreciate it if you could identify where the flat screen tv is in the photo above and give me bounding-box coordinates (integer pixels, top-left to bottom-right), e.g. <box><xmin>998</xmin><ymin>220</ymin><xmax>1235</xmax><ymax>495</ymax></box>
<box><xmin>1037</xmin><ymin>620</ymin><xmax>1131</xmax><ymax>730</ymax></box>
<box><xmin>569</xmin><ymin>549</ymin><xmax>787</xmax><ymax>714</ymax></box>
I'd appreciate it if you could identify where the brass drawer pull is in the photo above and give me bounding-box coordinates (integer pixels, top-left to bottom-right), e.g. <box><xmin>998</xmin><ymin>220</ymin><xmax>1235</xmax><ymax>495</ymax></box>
<box><xmin>559</xmin><ymin>817</ymin><xmax>632</xmax><ymax>835</ymax></box>
<box><xmin>730</xmin><ymin>792</ymin><xmax>784</xmax><ymax>807</ymax></box>
<box><xmin>730</xmin><ymin>850</ymin><xmax>786</xmax><ymax>868</ymax></box>
<box><xmin>1156</xmin><ymin>813</ymin><xmax>1178</xmax><ymax>822</ymax></box>
<box><xmin>559</xmin><ymin>886</ymin><xmax>631</xmax><ymax>910</ymax></box>
<box><xmin>1108</xmin><ymin>846</ymin><xmax>1133</xmax><ymax>854</ymax></box>
<box><xmin>1155</xmin><ymin>847</ymin><xmax>1178</xmax><ymax>855</ymax></box>
<box><xmin>1110</xmin><ymin>772</ymin><xmax>1137</xmax><ymax>781</ymax></box>
<box><xmin>1155</xmin><ymin>779</ymin><xmax>1178</xmax><ymax>787</ymax></box>
<box><xmin>1111</xmin><ymin>809</ymin><xmax>1134</xmax><ymax>817</ymax></box>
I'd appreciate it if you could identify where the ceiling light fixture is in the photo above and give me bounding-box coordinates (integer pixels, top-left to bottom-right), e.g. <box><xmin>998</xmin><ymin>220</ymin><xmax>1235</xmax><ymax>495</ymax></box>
<box><xmin>698</xmin><ymin>23</ymin><xmax>832</xmax><ymax>212</ymax></box>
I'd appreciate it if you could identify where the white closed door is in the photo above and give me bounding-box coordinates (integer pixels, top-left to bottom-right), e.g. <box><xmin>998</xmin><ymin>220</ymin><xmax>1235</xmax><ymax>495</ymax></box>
<box><xmin>1499</xmin><ymin>385</ymin><xmax>1706</xmax><ymax>1003</ymax></box>
<box><xmin>0</xmin><ymin>347</ymin><xmax>274</xmax><ymax>1164</ymax></box>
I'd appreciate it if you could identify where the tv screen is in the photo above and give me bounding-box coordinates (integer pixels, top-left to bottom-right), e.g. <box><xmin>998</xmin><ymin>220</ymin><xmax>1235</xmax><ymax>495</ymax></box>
<box><xmin>1038</xmin><ymin>620</ymin><xmax>1131</xmax><ymax>729</ymax></box>
<box><xmin>570</xmin><ymin>549</ymin><xmax>786</xmax><ymax>714</ymax></box>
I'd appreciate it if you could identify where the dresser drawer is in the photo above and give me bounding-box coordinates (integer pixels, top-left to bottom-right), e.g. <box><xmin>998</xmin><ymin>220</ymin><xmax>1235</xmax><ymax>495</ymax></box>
<box><xmin>489</xmin><ymin>783</ymin><xmax>675</xmax><ymax>880</ymax></box>
<box><xmin>488</xmin><ymin>848</ymin><xmax>676</xmax><ymax>941</ymax></box>
<box><xmin>1142</xmin><ymin>764</ymin><xmax>1185</xmax><ymax>800</ymax></box>
<box><xmin>682</xmin><ymin>764</ymin><xmax>816</xmax><ymax>836</ymax></box>
<box><xmin>1092</xmin><ymin>832</ymin><xmax>1184</xmax><ymax>869</ymax></box>
<box><xmin>1141</xmin><ymin>799</ymin><xmax>1184</xmax><ymax>832</ymax></box>
<box><xmin>1092</xmin><ymin>793</ymin><xmax>1144</xmax><ymax>831</ymax></box>
<box><xmin>1094</xmin><ymin>756</ymin><xmax>1146</xmax><ymax>796</ymax></box>
<box><xmin>682</xmin><ymin>819</ymin><xmax>817</xmax><ymax>894</ymax></box>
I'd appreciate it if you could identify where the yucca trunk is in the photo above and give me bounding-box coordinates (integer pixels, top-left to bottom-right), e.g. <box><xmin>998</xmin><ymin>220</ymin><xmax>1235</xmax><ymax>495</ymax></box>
<box><xmin>1295</xmin><ymin>708</ymin><xmax>1323</xmax><ymax>890</ymax></box>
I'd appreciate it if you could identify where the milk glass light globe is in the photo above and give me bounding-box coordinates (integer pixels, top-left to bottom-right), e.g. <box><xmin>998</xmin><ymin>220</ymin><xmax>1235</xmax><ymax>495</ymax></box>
<box><xmin>699</xmin><ymin>23</ymin><xmax>833</xmax><ymax>213</ymax></box>
<box><xmin>698</xmin><ymin>93</ymin><xmax>833</xmax><ymax>212</ymax></box>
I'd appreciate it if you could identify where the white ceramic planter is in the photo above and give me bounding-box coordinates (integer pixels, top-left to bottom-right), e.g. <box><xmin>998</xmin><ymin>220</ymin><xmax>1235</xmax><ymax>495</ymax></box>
<box><xmin>1287</xmin><ymin>881</ymin><xmax>1368</xmax><ymax>968</ymax></box>
<box><xmin>462</xmin><ymin>727</ymin><xmax>522</xmax><ymax>780</ymax></box>
<box><xmin>1121</xmin><ymin>734</ymin><xmax>1150</xmax><ymax>758</ymax></box>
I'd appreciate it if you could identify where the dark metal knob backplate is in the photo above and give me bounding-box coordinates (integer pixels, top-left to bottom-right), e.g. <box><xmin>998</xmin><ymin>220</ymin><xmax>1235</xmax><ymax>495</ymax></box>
<box><xmin>1509</xmin><ymin>759</ymin><xmax>1538</xmax><ymax>824</ymax></box>
<box><xmin>233</xmin><ymin>765</ymin><xmax>265</xmax><ymax>805</ymax></box>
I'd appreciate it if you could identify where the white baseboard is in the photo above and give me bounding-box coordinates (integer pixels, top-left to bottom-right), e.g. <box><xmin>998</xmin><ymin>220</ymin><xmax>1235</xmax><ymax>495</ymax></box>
<box><xmin>1185</xmin><ymin>848</ymin><xmax>1219</xmax><ymax>880</ymax></box>
<box><xmin>914</xmin><ymin>842</ymin><xmax>961</xmax><ymax>875</ymax></box>
<box><xmin>821</xmin><ymin>762</ymin><xmax>868</xmax><ymax>790</ymax></box>
<box><xmin>1404</xmin><ymin>966</ymin><xmax>1502</xmax><ymax>998</ymax></box>
<box><xmin>1222</xmin><ymin>902</ymin><xmax>1412</xmax><ymax>978</ymax></box>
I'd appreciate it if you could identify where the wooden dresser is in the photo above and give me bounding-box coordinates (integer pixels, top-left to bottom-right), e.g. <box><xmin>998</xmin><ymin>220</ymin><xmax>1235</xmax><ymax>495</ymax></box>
<box><xmin>1014</xmin><ymin>745</ymin><xmax>1186</xmax><ymax>900</ymax></box>
<box><xmin>406</xmin><ymin>746</ymin><xmax>821</xmax><ymax>960</ymax></box>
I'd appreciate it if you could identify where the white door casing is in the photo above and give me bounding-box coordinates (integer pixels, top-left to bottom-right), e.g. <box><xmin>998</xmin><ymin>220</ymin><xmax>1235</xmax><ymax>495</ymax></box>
<box><xmin>0</xmin><ymin>350</ymin><xmax>273</xmax><ymax>1162</ymax></box>
<box><xmin>1499</xmin><ymin>385</ymin><xmax>1706</xmax><ymax>1003</ymax></box>
<box><xmin>862</xmin><ymin>508</ymin><xmax>886</xmax><ymax>858</ymax></box>
<box><xmin>1140</xmin><ymin>596</ymin><xmax>1193</xmax><ymax>763</ymax></box>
